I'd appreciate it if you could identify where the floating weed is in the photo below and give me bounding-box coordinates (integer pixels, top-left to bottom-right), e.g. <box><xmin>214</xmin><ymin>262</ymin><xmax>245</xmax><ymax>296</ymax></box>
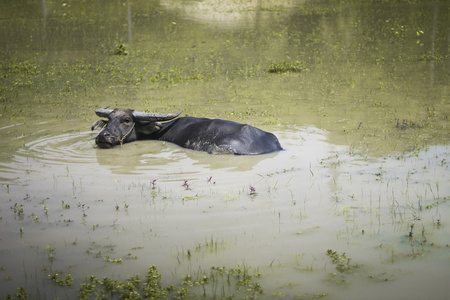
<box><xmin>13</xmin><ymin>287</ymin><xmax>29</xmax><ymax>300</ymax></box>
<box><xmin>61</xmin><ymin>201</ymin><xmax>70</xmax><ymax>210</ymax></box>
<box><xmin>11</xmin><ymin>203</ymin><xmax>24</xmax><ymax>216</ymax></box>
<box><xmin>44</xmin><ymin>245</ymin><xmax>56</xmax><ymax>261</ymax></box>
<box><xmin>182</xmin><ymin>193</ymin><xmax>202</xmax><ymax>202</ymax></box>
<box><xmin>86</xmin><ymin>241</ymin><xmax>117</xmax><ymax>260</ymax></box>
<box><xmin>181</xmin><ymin>274</ymin><xmax>194</xmax><ymax>287</ymax></box>
<box><xmin>264</xmin><ymin>167</ymin><xmax>297</xmax><ymax>177</ymax></box>
<box><xmin>314</xmin><ymin>293</ymin><xmax>328</xmax><ymax>298</ymax></box>
<box><xmin>143</xmin><ymin>265</ymin><xmax>168</xmax><ymax>298</ymax></box>
<box><xmin>326</xmin><ymin>249</ymin><xmax>359</xmax><ymax>273</ymax></box>
<box><xmin>49</xmin><ymin>272</ymin><xmax>73</xmax><ymax>286</ymax></box>
<box><xmin>101</xmin><ymin>277</ymin><xmax>121</xmax><ymax>294</ymax></box>
<box><xmin>268</xmin><ymin>60</ymin><xmax>307</xmax><ymax>74</ymax></box>
<box><xmin>79</xmin><ymin>282</ymin><xmax>96</xmax><ymax>300</ymax></box>
<box><xmin>125</xmin><ymin>253</ymin><xmax>138</xmax><ymax>260</ymax></box>
<box><xmin>25</xmin><ymin>265</ymin><xmax>269</xmax><ymax>299</ymax></box>
<box><xmin>113</xmin><ymin>42</ymin><xmax>129</xmax><ymax>56</ymax></box>
<box><xmin>103</xmin><ymin>255</ymin><xmax>122</xmax><ymax>264</ymax></box>
<box><xmin>396</xmin><ymin>119</ymin><xmax>423</xmax><ymax>130</ymax></box>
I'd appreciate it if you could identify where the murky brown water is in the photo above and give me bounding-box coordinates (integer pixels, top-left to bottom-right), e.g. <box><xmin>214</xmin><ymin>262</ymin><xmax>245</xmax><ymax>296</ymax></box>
<box><xmin>1</xmin><ymin>0</ymin><xmax>449</xmax><ymax>299</ymax></box>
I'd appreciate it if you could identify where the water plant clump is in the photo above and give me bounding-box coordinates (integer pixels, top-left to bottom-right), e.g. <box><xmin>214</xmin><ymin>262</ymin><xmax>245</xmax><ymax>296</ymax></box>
<box><xmin>49</xmin><ymin>272</ymin><xmax>74</xmax><ymax>286</ymax></box>
<box><xmin>71</xmin><ymin>265</ymin><xmax>266</xmax><ymax>299</ymax></box>
<box><xmin>268</xmin><ymin>60</ymin><xmax>306</xmax><ymax>73</ymax></box>
<box><xmin>326</xmin><ymin>250</ymin><xmax>359</xmax><ymax>273</ymax></box>
<box><xmin>11</xmin><ymin>203</ymin><xmax>24</xmax><ymax>216</ymax></box>
<box><xmin>113</xmin><ymin>42</ymin><xmax>129</xmax><ymax>56</ymax></box>
<box><xmin>3</xmin><ymin>287</ymin><xmax>29</xmax><ymax>300</ymax></box>
<box><xmin>396</xmin><ymin>119</ymin><xmax>423</xmax><ymax>130</ymax></box>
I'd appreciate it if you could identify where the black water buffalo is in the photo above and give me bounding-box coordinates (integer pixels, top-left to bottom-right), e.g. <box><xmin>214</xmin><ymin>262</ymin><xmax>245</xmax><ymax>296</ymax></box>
<box><xmin>91</xmin><ymin>107</ymin><xmax>282</xmax><ymax>155</ymax></box>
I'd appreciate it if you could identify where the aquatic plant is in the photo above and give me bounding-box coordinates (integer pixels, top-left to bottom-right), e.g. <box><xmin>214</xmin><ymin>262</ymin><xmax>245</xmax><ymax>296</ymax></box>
<box><xmin>326</xmin><ymin>250</ymin><xmax>359</xmax><ymax>273</ymax></box>
<box><xmin>61</xmin><ymin>201</ymin><xmax>70</xmax><ymax>209</ymax></box>
<box><xmin>396</xmin><ymin>119</ymin><xmax>423</xmax><ymax>130</ymax></box>
<box><xmin>49</xmin><ymin>273</ymin><xmax>73</xmax><ymax>286</ymax></box>
<box><xmin>44</xmin><ymin>245</ymin><xmax>56</xmax><ymax>262</ymax></box>
<box><xmin>113</xmin><ymin>42</ymin><xmax>129</xmax><ymax>56</ymax></box>
<box><xmin>268</xmin><ymin>61</ymin><xmax>306</xmax><ymax>73</ymax></box>
<box><xmin>11</xmin><ymin>203</ymin><xmax>24</xmax><ymax>216</ymax></box>
<box><xmin>103</xmin><ymin>255</ymin><xmax>123</xmax><ymax>264</ymax></box>
<box><xmin>45</xmin><ymin>265</ymin><xmax>267</xmax><ymax>299</ymax></box>
<box><xmin>6</xmin><ymin>287</ymin><xmax>29</xmax><ymax>300</ymax></box>
<box><xmin>249</xmin><ymin>185</ymin><xmax>257</xmax><ymax>196</ymax></box>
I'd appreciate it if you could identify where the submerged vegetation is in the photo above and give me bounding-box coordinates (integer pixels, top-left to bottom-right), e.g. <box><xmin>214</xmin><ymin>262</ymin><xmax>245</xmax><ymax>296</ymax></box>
<box><xmin>268</xmin><ymin>60</ymin><xmax>308</xmax><ymax>74</ymax></box>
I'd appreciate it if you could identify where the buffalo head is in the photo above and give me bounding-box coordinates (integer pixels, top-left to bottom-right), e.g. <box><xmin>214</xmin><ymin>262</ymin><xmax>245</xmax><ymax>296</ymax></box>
<box><xmin>92</xmin><ymin>107</ymin><xmax>182</xmax><ymax>148</ymax></box>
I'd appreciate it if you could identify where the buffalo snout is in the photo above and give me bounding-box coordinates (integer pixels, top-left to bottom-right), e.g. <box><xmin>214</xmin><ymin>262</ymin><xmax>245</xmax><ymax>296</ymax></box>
<box><xmin>95</xmin><ymin>131</ymin><xmax>116</xmax><ymax>148</ymax></box>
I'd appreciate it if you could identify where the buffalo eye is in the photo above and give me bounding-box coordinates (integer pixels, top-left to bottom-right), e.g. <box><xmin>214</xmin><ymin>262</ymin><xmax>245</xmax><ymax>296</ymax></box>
<box><xmin>122</xmin><ymin>117</ymin><xmax>133</xmax><ymax>124</ymax></box>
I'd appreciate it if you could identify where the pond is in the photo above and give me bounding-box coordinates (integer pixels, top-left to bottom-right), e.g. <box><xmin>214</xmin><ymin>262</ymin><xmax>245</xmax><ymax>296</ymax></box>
<box><xmin>0</xmin><ymin>0</ymin><xmax>449</xmax><ymax>299</ymax></box>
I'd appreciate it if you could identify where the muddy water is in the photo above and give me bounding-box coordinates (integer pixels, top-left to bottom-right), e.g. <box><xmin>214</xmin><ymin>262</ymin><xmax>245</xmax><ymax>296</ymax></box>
<box><xmin>1</xmin><ymin>0</ymin><xmax>449</xmax><ymax>299</ymax></box>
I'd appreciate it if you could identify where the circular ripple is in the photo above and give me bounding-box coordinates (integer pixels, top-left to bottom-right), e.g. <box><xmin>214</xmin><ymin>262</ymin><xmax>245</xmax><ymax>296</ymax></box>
<box><xmin>19</xmin><ymin>131</ymin><xmax>97</xmax><ymax>165</ymax></box>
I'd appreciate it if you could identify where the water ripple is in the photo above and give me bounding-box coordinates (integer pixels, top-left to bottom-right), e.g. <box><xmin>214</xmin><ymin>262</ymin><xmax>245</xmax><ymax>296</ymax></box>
<box><xmin>18</xmin><ymin>131</ymin><xmax>97</xmax><ymax>165</ymax></box>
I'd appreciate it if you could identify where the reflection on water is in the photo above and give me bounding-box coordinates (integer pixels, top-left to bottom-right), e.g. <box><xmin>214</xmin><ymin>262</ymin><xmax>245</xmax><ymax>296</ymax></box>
<box><xmin>161</xmin><ymin>0</ymin><xmax>299</xmax><ymax>28</ymax></box>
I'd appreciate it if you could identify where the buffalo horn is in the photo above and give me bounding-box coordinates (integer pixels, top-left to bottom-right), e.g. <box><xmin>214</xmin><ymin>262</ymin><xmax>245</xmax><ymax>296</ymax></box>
<box><xmin>133</xmin><ymin>110</ymin><xmax>182</xmax><ymax>122</ymax></box>
<box><xmin>95</xmin><ymin>106</ymin><xmax>112</xmax><ymax>118</ymax></box>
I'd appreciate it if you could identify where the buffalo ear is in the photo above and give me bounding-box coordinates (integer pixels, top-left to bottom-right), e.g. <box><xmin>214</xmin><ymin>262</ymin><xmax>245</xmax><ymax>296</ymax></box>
<box><xmin>136</xmin><ymin>121</ymin><xmax>162</xmax><ymax>134</ymax></box>
<box><xmin>92</xmin><ymin>120</ymin><xmax>107</xmax><ymax>131</ymax></box>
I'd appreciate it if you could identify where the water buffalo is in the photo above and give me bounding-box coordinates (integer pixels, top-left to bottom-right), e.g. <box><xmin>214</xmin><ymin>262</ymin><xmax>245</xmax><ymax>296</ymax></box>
<box><xmin>91</xmin><ymin>107</ymin><xmax>282</xmax><ymax>155</ymax></box>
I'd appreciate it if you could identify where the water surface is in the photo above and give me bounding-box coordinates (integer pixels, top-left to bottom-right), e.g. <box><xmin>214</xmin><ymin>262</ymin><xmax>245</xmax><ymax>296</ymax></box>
<box><xmin>0</xmin><ymin>0</ymin><xmax>449</xmax><ymax>299</ymax></box>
